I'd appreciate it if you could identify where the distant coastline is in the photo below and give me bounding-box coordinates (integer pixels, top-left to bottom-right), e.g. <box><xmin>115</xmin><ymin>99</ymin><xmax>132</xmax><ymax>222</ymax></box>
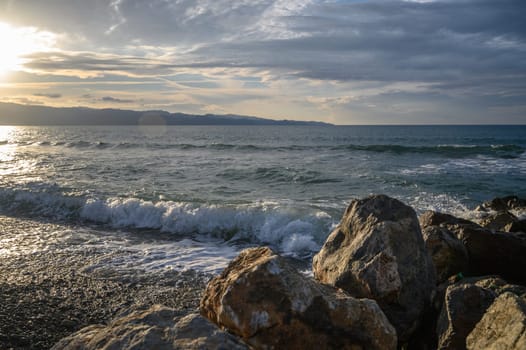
<box><xmin>0</xmin><ymin>102</ymin><xmax>332</xmax><ymax>126</ymax></box>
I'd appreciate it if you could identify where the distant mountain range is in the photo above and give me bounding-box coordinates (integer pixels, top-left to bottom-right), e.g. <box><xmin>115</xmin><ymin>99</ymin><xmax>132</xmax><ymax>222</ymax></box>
<box><xmin>0</xmin><ymin>102</ymin><xmax>332</xmax><ymax>126</ymax></box>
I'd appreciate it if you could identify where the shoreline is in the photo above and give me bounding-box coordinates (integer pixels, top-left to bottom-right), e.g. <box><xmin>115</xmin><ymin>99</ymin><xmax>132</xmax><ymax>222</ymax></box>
<box><xmin>0</xmin><ymin>216</ymin><xmax>207</xmax><ymax>350</ymax></box>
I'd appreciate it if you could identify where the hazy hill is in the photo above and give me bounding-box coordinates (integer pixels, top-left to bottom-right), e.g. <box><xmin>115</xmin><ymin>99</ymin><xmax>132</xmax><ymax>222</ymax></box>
<box><xmin>0</xmin><ymin>103</ymin><xmax>331</xmax><ymax>126</ymax></box>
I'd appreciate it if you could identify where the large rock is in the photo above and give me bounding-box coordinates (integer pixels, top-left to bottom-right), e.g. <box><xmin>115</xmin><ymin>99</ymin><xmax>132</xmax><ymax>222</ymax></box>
<box><xmin>52</xmin><ymin>306</ymin><xmax>249</xmax><ymax>350</ymax></box>
<box><xmin>476</xmin><ymin>196</ymin><xmax>526</xmax><ymax>212</ymax></box>
<box><xmin>312</xmin><ymin>195</ymin><xmax>436</xmax><ymax>342</ymax></box>
<box><xmin>419</xmin><ymin>211</ymin><xmax>475</xmax><ymax>230</ymax></box>
<box><xmin>477</xmin><ymin>211</ymin><xmax>519</xmax><ymax>231</ymax></box>
<box><xmin>454</xmin><ymin>224</ymin><xmax>526</xmax><ymax>285</ymax></box>
<box><xmin>475</xmin><ymin>196</ymin><xmax>526</xmax><ymax>233</ymax></box>
<box><xmin>436</xmin><ymin>283</ymin><xmax>496</xmax><ymax>350</ymax></box>
<box><xmin>422</xmin><ymin>226</ymin><xmax>469</xmax><ymax>283</ymax></box>
<box><xmin>466</xmin><ymin>292</ymin><xmax>526</xmax><ymax>350</ymax></box>
<box><xmin>419</xmin><ymin>210</ymin><xmax>526</xmax><ymax>285</ymax></box>
<box><xmin>201</xmin><ymin>246</ymin><xmax>397</xmax><ymax>350</ymax></box>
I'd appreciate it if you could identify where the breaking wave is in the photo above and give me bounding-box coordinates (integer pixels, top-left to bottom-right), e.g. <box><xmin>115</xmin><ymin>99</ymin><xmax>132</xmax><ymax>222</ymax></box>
<box><xmin>0</xmin><ymin>187</ymin><xmax>335</xmax><ymax>258</ymax></box>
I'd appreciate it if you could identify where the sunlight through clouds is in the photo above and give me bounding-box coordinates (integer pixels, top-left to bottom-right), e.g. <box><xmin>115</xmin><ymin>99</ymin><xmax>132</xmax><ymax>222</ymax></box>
<box><xmin>0</xmin><ymin>22</ymin><xmax>57</xmax><ymax>77</ymax></box>
<box><xmin>0</xmin><ymin>0</ymin><xmax>524</xmax><ymax>124</ymax></box>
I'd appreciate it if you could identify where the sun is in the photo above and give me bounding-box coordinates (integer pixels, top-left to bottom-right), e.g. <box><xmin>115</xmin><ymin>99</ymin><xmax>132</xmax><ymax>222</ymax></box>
<box><xmin>0</xmin><ymin>22</ymin><xmax>56</xmax><ymax>76</ymax></box>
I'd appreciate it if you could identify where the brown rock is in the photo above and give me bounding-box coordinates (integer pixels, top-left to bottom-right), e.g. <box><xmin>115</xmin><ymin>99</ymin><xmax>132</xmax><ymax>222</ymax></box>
<box><xmin>201</xmin><ymin>246</ymin><xmax>397</xmax><ymax>350</ymax></box>
<box><xmin>477</xmin><ymin>196</ymin><xmax>526</xmax><ymax>212</ymax></box>
<box><xmin>478</xmin><ymin>211</ymin><xmax>519</xmax><ymax>231</ymax></box>
<box><xmin>52</xmin><ymin>306</ymin><xmax>249</xmax><ymax>350</ymax></box>
<box><xmin>436</xmin><ymin>283</ymin><xmax>496</xmax><ymax>350</ymax></box>
<box><xmin>506</xmin><ymin>219</ymin><xmax>526</xmax><ymax>233</ymax></box>
<box><xmin>419</xmin><ymin>210</ymin><xmax>526</xmax><ymax>285</ymax></box>
<box><xmin>419</xmin><ymin>211</ymin><xmax>475</xmax><ymax>230</ymax></box>
<box><xmin>312</xmin><ymin>195</ymin><xmax>436</xmax><ymax>342</ymax></box>
<box><xmin>454</xmin><ymin>224</ymin><xmax>526</xmax><ymax>285</ymax></box>
<box><xmin>466</xmin><ymin>292</ymin><xmax>526</xmax><ymax>350</ymax></box>
<box><xmin>422</xmin><ymin>226</ymin><xmax>468</xmax><ymax>283</ymax></box>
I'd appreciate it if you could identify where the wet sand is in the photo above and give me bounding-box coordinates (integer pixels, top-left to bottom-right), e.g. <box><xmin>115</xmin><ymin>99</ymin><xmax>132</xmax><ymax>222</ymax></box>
<box><xmin>0</xmin><ymin>216</ymin><xmax>207</xmax><ymax>350</ymax></box>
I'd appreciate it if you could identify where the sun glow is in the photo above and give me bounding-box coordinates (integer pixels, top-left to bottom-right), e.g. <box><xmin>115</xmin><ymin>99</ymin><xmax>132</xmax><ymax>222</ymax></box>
<box><xmin>0</xmin><ymin>22</ymin><xmax>56</xmax><ymax>76</ymax></box>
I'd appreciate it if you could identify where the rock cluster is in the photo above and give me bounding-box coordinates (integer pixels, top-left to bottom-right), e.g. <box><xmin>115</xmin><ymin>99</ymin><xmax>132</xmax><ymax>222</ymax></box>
<box><xmin>52</xmin><ymin>194</ymin><xmax>526</xmax><ymax>350</ymax></box>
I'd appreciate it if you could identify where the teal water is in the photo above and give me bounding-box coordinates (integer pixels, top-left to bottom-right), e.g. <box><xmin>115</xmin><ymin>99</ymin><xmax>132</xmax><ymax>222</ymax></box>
<box><xmin>0</xmin><ymin>125</ymin><xmax>524</xmax><ymax>270</ymax></box>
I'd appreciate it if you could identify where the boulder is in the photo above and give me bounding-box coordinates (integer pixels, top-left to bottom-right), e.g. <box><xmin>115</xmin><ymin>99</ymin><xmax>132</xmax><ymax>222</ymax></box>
<box><xmin>419</xmin><ymin>210</ymin><xmax>526</xmax><ymax>285</ymax></box>
<box><xmin>477</xmin><ymin>211</ymin><xmax>519</xmax><ymax>231</ymax></box>
<box><xmin>201</xmin><ymin>246</ymin><xmax>397</xmax><ymax>350</ymax></box>
<box><xmin>312</xmin><ymin>195</ymin><xmax>436</xmax><ymax>342</ymax></box>
<box><xmin>422</xmin><ymin>226</ymin><xmax>469</xmax><ymax>283</ymax></box>
<box><xmin>506</xmin><ymin>219</ymin><xmax>526</xmax><ymax>233</ymax></box>
<box><xmin>52</xmin><ymin>306</ymin><xmax>249</xmax><ymax>350</ymax></box>
<box><xmin>454</xmin><ymin>224</ymin><xmax>526</xmax><ymax>285</ymax></box>
<box><xmin>466</xmin><ymin>292</ymin><xmax>526</xmax><ymax>350</ymax></box>
<box><xmin>436</xmin><ymin>283</ymin><xmax>496</xmax><ymax>350</ymax></box>
<box><xmin>419</xmin><ymin>211</ymin><xmax>475</xmax><ymax>230</ymax></box>
<box><xmin>476</xmin><ymin>196</ymin><xmax>526</xmax><ymax>212</ymax></box>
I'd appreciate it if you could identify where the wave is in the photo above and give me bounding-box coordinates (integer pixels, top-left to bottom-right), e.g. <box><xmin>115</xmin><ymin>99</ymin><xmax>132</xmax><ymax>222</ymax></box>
<box><xmin>11</xmin><ymin>139</ymin><xmax>524</xmax><ymax>158</ymax></box>
<box><xmin>0</xmin><ymin>187</ymin><xmax>335</xmax><ymax>257</ymax></box>
<box><xmin>217</xmin><ymin>167</ymin><xmax>342</xmax><ymax>185</ymax></box>
<box><xmin>331</xmin><ymin>144</ymin><xmax>525</xmax><ymax>158</ymax></box>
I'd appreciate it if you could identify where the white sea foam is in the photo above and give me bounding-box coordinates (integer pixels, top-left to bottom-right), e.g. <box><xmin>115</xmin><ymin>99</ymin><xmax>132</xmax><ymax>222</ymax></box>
<box><xmin>80</xmin><ymin>197</ymin><xmax>333</xmax><ymax>257</ymax></box>
<box><xmin>79</xmin><ymin>237</ymin><xmax>240</xmax><ymax>275</ymax></box>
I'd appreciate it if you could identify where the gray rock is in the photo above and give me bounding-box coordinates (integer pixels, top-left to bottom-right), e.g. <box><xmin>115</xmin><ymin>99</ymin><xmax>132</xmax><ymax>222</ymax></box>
<box><xmin>436</xmin><ymin>283</ymin><xmax>496</xmax><ymax>350</ymax></box>
<box><xmin>422</xmin><ymin>226</ymin><xmax>468</xmax><ymax>283</ymax></box>
<box><xmin>201</xmin><ymin>246</ymin><xmax>397</xmax><ymax>350</ymax></box>
<box><xmin>312</xmin><ymin>195</ymin><xmax>436</xmax><ymax>342</ymax></box>
<box><xmin>466</xmin><ymin>292</ymin><xmax>526</xmax><ymax>350</ymax></box>
<box><xmin>52</xmin><ymin>306</ymin><xmax>249</xmax><ymax>350</ymax></box>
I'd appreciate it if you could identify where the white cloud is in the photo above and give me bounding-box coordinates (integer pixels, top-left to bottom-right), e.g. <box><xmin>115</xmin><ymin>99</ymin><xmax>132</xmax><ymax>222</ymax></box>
<box><xmin>0</xmin><ymin>0</ymin><xmax>525</xmax><ymax>123</ymax></box>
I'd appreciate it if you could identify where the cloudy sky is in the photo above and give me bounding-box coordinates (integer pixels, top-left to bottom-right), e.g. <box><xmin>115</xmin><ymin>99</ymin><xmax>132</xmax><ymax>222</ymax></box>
<box><xmin>0</xmin><ymin>0</ymin><xmax>525</xmax><ymax>124</ymax></box>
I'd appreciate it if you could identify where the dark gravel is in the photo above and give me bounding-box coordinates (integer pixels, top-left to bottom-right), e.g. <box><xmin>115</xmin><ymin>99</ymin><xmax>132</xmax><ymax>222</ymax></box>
<box><xmin>0</xmin><ymin>216</ymin><xmax>209</xmax><ymax>350</ymax></box>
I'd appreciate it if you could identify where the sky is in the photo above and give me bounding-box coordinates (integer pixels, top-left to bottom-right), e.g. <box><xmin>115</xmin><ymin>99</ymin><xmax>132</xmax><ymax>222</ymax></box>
<box><xmin>0</xmin><ymin>0</ymin><xmax>525</xmax><ymax>125</ymax></box>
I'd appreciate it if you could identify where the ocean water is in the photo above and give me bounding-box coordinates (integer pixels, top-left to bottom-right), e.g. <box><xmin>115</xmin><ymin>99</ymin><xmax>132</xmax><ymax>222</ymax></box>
<box><xmin>0</xmin><ymin>125</ymin><xmax>525</xmax><ymax>275</ymax></box>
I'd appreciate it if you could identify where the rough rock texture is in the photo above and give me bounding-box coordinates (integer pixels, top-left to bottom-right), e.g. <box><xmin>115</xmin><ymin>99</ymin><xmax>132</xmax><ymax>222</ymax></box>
<box><xmin>422</xmin><ymin>226</ymin><xmax>469</xmax><ymax>283</ymax></box>
<box><xmin>419</xmin><ymin>211</ymin><xmax>475</xmax><ymax>230</ymax></box>
<box><xmin>475</xmin><ymin>196</ymin><xmax>526</xmax><ymax>233</ymax></box>
<box><xmin>419</xmin><ymin>210</ymin><xmax>526</xmax><ymax>285</ymax></box>
<box><xmin>476</xmin><ymin>196</ymin><xmax>526</xmax><ymax>212</ymax></box>
<box><xmin>52</xmin><ymin>306</ymin><xmax>249</xmax><ymax>350</ymax></box>
<box><xmin>201</xmin><ymin>246</ymin><xmax>397</xmax><ymax>350</ymax></box>
<box><xmin>506</xmin><ymin>219</ymin><xmax>526</xmax><ymax>233</ymax></box>
<box><xmin>478</xmin><ymin>211</ymin><xmax>519</xmax><ymax>231</ymax></box>
<box><xmin>466</xmin><ymin>292</ymin><xmax>526</xmax><ymax>350</ymax></box>
<box><xmin>436</xmin><ymin>283</ymin><xmax>496</xmax><ymax>350</ymax></box>
<box><xmin>453</xmin><ymin>225</ymin><xmax>526</xmax><ymax>285</ymax></box>
<box><xmin>312</xmin><ymin>195</ymin><xmax>436</xmax><ymax>342</ymax></box>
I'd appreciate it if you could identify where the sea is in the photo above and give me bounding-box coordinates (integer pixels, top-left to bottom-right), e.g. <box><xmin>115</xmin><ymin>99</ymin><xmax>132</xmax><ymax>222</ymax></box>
<box><xmin>0</xmin><ymin>125</ymin><xmax>525</xmax><ymax>276</ymax></box>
